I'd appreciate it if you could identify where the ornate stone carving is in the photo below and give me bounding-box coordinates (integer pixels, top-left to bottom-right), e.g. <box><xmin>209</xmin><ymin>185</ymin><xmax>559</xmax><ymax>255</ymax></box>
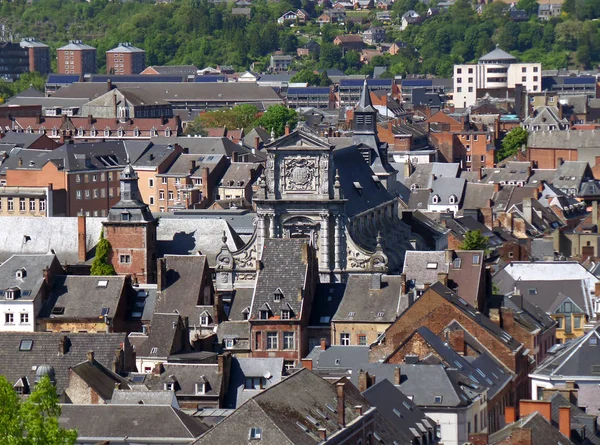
<box><xmin>235</xmin><ymin>245</ymin><xmax>257</xmax><ymax>269</ymax></box>
<box><xmin>347</xmin><ymin>249</ymin><xmax>369</xmax><ymax>269</ymax></box>
<box><xmin>236</xmin><ymin>273</ymin><xmax>256</xmax><ymax>280</ymax></box>
<box><xmin>283</xmin><ymin>157</ymin><xmax>317</xmax><ymax>192</ymax></box>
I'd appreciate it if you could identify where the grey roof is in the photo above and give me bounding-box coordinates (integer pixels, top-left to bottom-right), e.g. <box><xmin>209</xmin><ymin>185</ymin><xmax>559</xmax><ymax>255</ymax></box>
<box><xmin>524</xmin><ymin>106</ymin><xmax>568</xmax><ymax>128</ymax></box>
<box><xmin>308</xmin><ymin>283</ymin><xmax>346</xmax><ymax>327</ymax></box>
<box><xmin>132</xmin><ymin>142</ymin><xmax>178</xmax><ymax>168</ymax></box>
<box><xmin>306</xmin><ymin>345</ymin><xmax>370</xmax><ymax>370</ymax></box>
<box><xmin>218</xmin><ymin>162</ymin><xmax>261</xmax><ymax>187</ymax></box>
<box><xmin>363</xmin><ymin>379</ymin><xmax>438</xmax><ymax>444</ymax></box>
<box><xmin>144</xmin><ymin>65</ymin><xmax>198</xmax><ymax>76</ymax></box>
<box><xmin>403</xmin><ymin>163</ymin><xmax>460</xmax><ymax>189</ymax></box>
<box><xmin>224</xmin><ymin>357</ymin><xmax>284</xmax><ymax>408</ymax></box>
<box><xmin>20</xmin><ymin>38</ymin><xmax>49</xmax><ymax>48</ymax></box>
<box><xmin>2</xmin><ymin>96</ymin><xmax>87</xmax><ymax>109</ymax></box>
<box><xmin>192</xmin><ymin>368</ymin><xmax>371</xmax><ymax>445</ymax></box>
<box><xmin>407</xmin><ymin>188</ymin><xmax>430</xmax><ymax>210</ymax></box>
<box><xmin>250</xmin><ymin>238</ymin><xmax>310</xmax><ymax>318</ymax></box>
<box><xmin>60</xmin><ymin>404</ymin><xmax>208</xmax><ymax>441</ymax></box>
<box><xmin>39</xmin><ymin>275</ymin><xmax>126</xmax><ymax>320</ymax></box>
<box><xmin>0</xmin><ymin>216</ymin><xmax>104</xmax><ymax>263</ymax></box>
<box><xmin>57</xmin><ymin>40</ymin><xmax>96</xmax><ymax>51</ymax></box>
<box><xmin>136</xmin><ymin>313</ymin><xmax>185</xmax><ymax>358</ymax></box>
<box><xmin>154</xmin><ymin>136</ymin><xmax>265</xmax><ymax>161</ymax></box>
<box><xmin>429</xmin><ymin>177</ymin><xmax>465</xmax><ymax>206</ymax></box>
<box><xmin>106</xmin><ymin>42</ymin><xmax>145</xmax><ymax>53</ymax></box>
<box><xmin>333</xmin><ymin>274</ymin><xmax>406</xmax><ymax>323</ymax></box>
<box><xmin>110</xmin><ymin>388</ymin><xmax>177</xmax><ymax>406</ymax></box>
<box><xmin>0</xmin><ymin>132</ymin><xmax>53</xmax><ymax>148</ymax></box>
<box><xmin>70</xmin><ymin>357</ymin><xmax>131</xmax><ymax>401</ymax></box>
<box><xmin>52</xmin><ymin>82</ymin><xmax>283</xmax><ymax>105</ymax></box>
<box><xmin>552</xmin><ymin>161</ymin><xmax>591</xmax><ymax>192</ymax></box>
<box><xmin>488</xmin><ymin>411</ymin><xmax>575</xmax><ymax>445</ymax></box>
<box><xmin>156</xmin><ymin>218</ymin><xmax>244</xmax><ymax>264</ymax></box>
<box><xmin>0</xmin><ymin>332</ymin><xmax>129</xmax><ymax>395</ymax></box>
<box><xmin>402</xmin><ymin>251</ymin><xmax>448</xmax><ymax>286</ymax></box>
<box><xmin>532</xmin><ymin>324</ymin><xmax>600</xmax><ymax>378</ymax></box>
<box><xmin>161</xmin><ymin>152</ymin><xmax>225</xmax><ymax>176</ymax></box>
<box><xmin>144</xmin><ymin>362</ymin><xmax>223</xmax><ymax>398</ymax></box>
<box><xmin>462</xmin><ymin>183</ymin><xmax>495</xmax><ymax>210</ymax></box>
<box><xmin>154</xmin><ymin>255</ymin><xmax>211</xmax><ymax>323</ymax></box>
<box><xmin>355</xmin><ymin>79</ymin><xmax>376</xmax><ymax>113</ymax></box>
<box><xmin>0</xmin><ymin>254</ymin><xmax>60</xmax><ymax>302</ymax></box>
<box><xmin>502</xmin><ymin>294</ymin><xmax>557</xmax><ymax>333</ymax></box>
<box><xmin>478</xmin><ymin>46</ymin><xmax>517</xmax><ymax>62</ymax></box>
<box><xmin>529</xmin><ymin>131</ymin><xmax>600</xmax><ymax>150</ymax></box>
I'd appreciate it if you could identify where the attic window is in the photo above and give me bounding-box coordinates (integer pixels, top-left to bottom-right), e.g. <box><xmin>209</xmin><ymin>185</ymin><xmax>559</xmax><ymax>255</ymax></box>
<box><xmin>590</xmin><ymin>337</ymin><xmax>598</xmax><ymax>346</ymax></box>
<box><xmin>353</xmin><ymin>182</ymin><xmax>363</xmax><ymax>194</ymax></box>
<box><xmin>273</xmin><ymin>290</ymin><xmax>283</xmax><ymax>302</ymax></box>
<box><xmin>249</xmin><ymin>427</ymin><xmax>262</xmax><ymax>440</ymax></box>
<box><xmin>51</xmin><ymin>306</ymin><xmax>65</xmax><ymax>315</ymax></box>
<box><xmin>432</xmin><ymin>194</ymin><xmax>440</xmax><ymax>204</ymax></box>
<box><xmin>259</xmin><ymin>310</ymin><xmax>269</xmax><ymax>320</ymax></box>
<box><xmin>97</xmin><ymin>280</ymin><xmax>108</xmax><ymax>288</ymax></box>
<box><xmin>453</xmin><ymin>258</ymin><xmax>462</xmax><ymax>269</ymax></box>
<box><xmin>200</xmin><ymin>314</ymin><xmax>210</xmax><ymax>327</ymax></box>
<box><xmin>195</xmin><ymin>381</ymin><xmax>207</xmax><ymax>394</ymax></box>
<box><xmin>19</xmin><ymin>340</ymin><xmax>33</xmax><ymax>351</ymax></box>
<box><xmin>348</xmin><ymin>311</ymin><xmax>356</xmax><ymax>317</ymax></box>
<box><xmin>121</xmin><ymin>212</ymin><xmax>131</xmax><ymax>222</ymax></box>
<box><xmin>426</xmin><ymin>262</ymin><xmax>438</xmax><ymax>269</ymax></box>
<box><xmin>164</xmin><ymin>383</ymin><xmax>174</xmax><ymax>391</ymax></box>
<box><xmin>281</xmin><ymin>310</ymin><xmax>291</xmax><ymax>320</ymax></box>
<box><xmin>16</xmin><ymin>268</ymin><xmax>26</xmax><ymax>279</ymax></box>
<box><xmin>242</xmin><ymin>307</ymin><xmax>250</xmax><ymax>321</ymax></box>
<box><xmin>472</xmin><ymin>254</ymin><xmax>480</xmax><ymax>265</ymax></box>
<box><xmin>150</xmin><ymin>347</ymin><xmax>158</xmax><ymax>354</ymax></box>
<box><xmin>528</xmin><ymin>289</ymin><xmax>538</xmax><ymax>295</ymax></box>
<box><xmin>225</xmin><ymin>338</ymin><xmax>235</xmax><ymax>349</ymax></box>
<box><xmin>449</xmin><ymin>194</ymin><xmax>457</xmax><ymax>204</ymax></box>
<box><xmin>434</xmin><ymin>395</ymin><xmax>443</xmax><ymax>404</ymax></box>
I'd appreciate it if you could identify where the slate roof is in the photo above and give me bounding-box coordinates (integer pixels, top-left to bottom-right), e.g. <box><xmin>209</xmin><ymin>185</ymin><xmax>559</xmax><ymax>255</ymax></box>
<box><xmin>224</xmin><ymin>357</ymin><xmax>284</xmax><ymax>408</ymax></box>
<box><xmin>192</xmin><ymin>368</ymin><xmax>372</xmax><ymax>445</ymax></box>
<box><xmin>250</xmin><ymin>238</ymin><xmax>310</xmax><ymax>319</ymax></box>
<box><xmin>144</xmin><ymin>362</ymin><xmax>223</xmax><ymax>398</ymax></box>
<box><xmin>0</xmin><ymin>332</ymin><xmax>129</xmax><ymax>395</ymax></box>
<box><xmin>226</xmin><ymin>288</ymin><xmax>255</xmax><ymax>322</ymax></box>
<box><xmin>60</xmin><ymin>404</ymin><xmax>208</xmax><ymax>441</ymax></box>
<box><xmin>154</xmin><ymin>136</ymin><xmax>265</xmax><ymax>162</ymax></box>
<box><xmin>306</xmin><ymin>345</ymin><xmax>370</xmax><ymax>371</ymax></box>
<box><xmin>462</xmin><ymin>183</ymin><xmax>495</xmax><ymax>210</ymax></box>
<box><xmin>363</xmin><ymin>379</ymin><xmax>438</xmax><ymax>444</ymax></box>
<box><xmin>111</xmin><ymin>388</ymin><xmax>177</xmax><ymax>406</ymax></box>
<box><xmin>39</xmin><ymin>275</ymin><xmax>126</xmax><ymax>320</ymax></box>
<box><xmin>528</xmin><ymin>131</ymin><xmax>600</xmax><ymax>150</ymax></box>
<box><xmin>333</xmin><ymin>274</ymin><xmax>406</xmax><ymax>323</ymax></box>
<box><xmin>429</xmin><ymin>177</ymin><xmax>466</xmax><ymax>206</ymax></box>
<box><xmin>532</xmin><ymin>324</ymin><xmax>600</xmax><ymax>378</ymax></box>
<box><xmin>402</xmin><ymin>251</ymin><xmax>448</xmax><ymax>286</ymax></box>
<box><xmin>136</xmin><ymin>313</ymin><xmax>185</xmax><ymax>358</ymax></box>
<box><xmin>154</xmin><ymin>255</ymin><xmax>211</xmax><ymax>324</ymax></box>
<box><xmin>479</xmin><ymin>46</ymin><xmax>517</xmax><ymax>62</ymax></box>
<box><xmin>488</xmin><ymin>411</ymin><xmax>575</xmax><ymax>445</ymax></box>
<box><xmin>403</xmin><ymin>162</ymin><xmax>460</xmax><ymax>189</ymax></box>
<box><xmin>0</xmin><ymin>254</ymin><xmax>59</xmax><ymax>302</ymax></box>
<box><xmin>308</xmin><ymin>283</ymin><xmax>346</xmax><ymax>327</ymax></box>
<box><xmin>0</xmin><ymin>132</ymin><xmax>54</xmax><ymax>148</ymax></box>
<box><xmin>70</xmin><ymin>357</ymin><xmax>131</xmax><ymax>401</ymax></box>
<box><xmin>502</xmin><ymin>294</ymin><xmax>557</xmax><ymax>333</ymax></box>
<box><xmin>218</xmin><ymin>162</ymin><xmax>261</xmax><ymax>187</ymax></box>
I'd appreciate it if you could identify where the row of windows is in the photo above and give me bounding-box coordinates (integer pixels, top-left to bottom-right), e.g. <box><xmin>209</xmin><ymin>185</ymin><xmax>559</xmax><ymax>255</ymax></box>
<box><xmin>5</xmin><ymin>313</ymin><xmax>29</xmax><ymax>324</ymax></box>
<box><xmin>78</xmin><ymin>210</ymin><xmax>107</xmax><ymax>217</ymax></box>
<box><xmin>0</xmin><ymin>198</ymin><xmax>46</xmax><ymax>212</ymax></box>
<box><xmin>76</xmin><ymin>172</ymin><xmax>113</xmax><ymax>183</ymax></box>
<box><xmin>254</xmin><ymin>331</ymin><xmax>295</xmax><ymax>350</ymax></box>
<box><xmin>76</xmin><ymin>188</ymin><xmax>114</xmax><ymax>200</ymax></box>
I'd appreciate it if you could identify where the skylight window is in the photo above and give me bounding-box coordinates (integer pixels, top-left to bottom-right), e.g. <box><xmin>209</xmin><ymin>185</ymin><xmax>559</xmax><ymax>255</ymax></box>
<box><xmin>97</xmin><ymin>280</ymin><xmax>108</xmax><ymax>288</ymax></box>
<box><xmin>529</xmin><ymin>288</ymin><xmax>538</xmax><ymax>295</ymax></box>
<box><xmin>19</xmin><ymin>340</ymin><xmax>33</xmax><ymax>351</ymax></box>
<box><xmin>434</xmin><ymin>395</ymin><xmax>443</xmax><ymax>404</ymax></box>
<box><xmin>426</xmin><ymin>262</ymin><xmax>438</xmax><ymax>269</ymax></box>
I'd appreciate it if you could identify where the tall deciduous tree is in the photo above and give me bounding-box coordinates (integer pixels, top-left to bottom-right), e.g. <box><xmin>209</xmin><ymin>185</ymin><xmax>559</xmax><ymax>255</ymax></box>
<box><xmin>498</xmin><ymin>127</ymin><xmax>528</xmax><ymax>161</ymax></box>
<box><xmin>258</xmin><ymin>105</ymin><xmax>298</xmax><ymax>137</ymax></box>
<box><xmin>459</xmin><ymin>230</ymin><xmax>490</xmax><ymax>252</ymax></box>
<box><xmin>91</xmin><ymin>230</ymin><xmax>116</xmax><ymax>276</ymax></box>
<box><xmin>199</xmin><ymin>104</ymin><xmax>259</xmax><ymax>130</ymax></box>
<box><xmin>0</xmin><ymin>375</ymin><xmax>77</xmax><ymax>444</ymax></box>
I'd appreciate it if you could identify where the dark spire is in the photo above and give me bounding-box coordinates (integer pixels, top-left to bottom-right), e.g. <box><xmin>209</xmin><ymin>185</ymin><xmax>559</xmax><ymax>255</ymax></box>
<box><xmin>355</xmin><ymin>78</ymin><xmax>376</xmax><ymax>113</ymax></box>
<box><xmin>106</xmin><ymin>163</ymin><xmax>155</xmax><ymax>223</ymax></box>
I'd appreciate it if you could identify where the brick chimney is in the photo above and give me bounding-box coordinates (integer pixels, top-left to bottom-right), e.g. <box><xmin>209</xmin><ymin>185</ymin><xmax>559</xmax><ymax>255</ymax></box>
<box><xmin>559</xmin><ymin>406</ymin><xmax>571</xmax><ymax>439</ymax></box>
<box><xmin>201</xmin><ymin>167</ymin><xmax>210</xmax><ymax>199</ymax></box>
<box><xmin>157</xmin><ymin>258</ymin><xmax>166</xmax><ymax>292</ymax></box>
<box><xmin>489</xmin><ymin>308</ymin><xmax>500</xmax><ymax>326</ymax></box>
<box><xmin>59</xmin><ymin>335</ymin><xmax>70</xmax><ymax>355</ymax></box>
<box><xmin>87</xmin><ymin>350</ymin><xmax>95</xmax><ymax>362</ymax></box>
<box><xmin>78</xmin><ymin>214</ymin><xmax>87</xmax><ymax>263</ymax></box>
<box><xmin>336</xmin><ymin>382</ymin><xmax>346</xmax><ymax>428</ymax></box>
<box><xmin>505</xmin><ymin>406</ymin><xmax>516</xmax><ymax>424</ymax></box>
<box><xmin>519</xmin><ymin>400</ymin><xmax>551</xmax><ymax>422</ymax></box>
<box><xmin>400</xmin><ymin>273</ymin><xmax>407</xmax><ymax>295</ymax></box>
<box><xmin>437</xmin><ymin>272</ymin><xmax>448</xmax><ymax>286</ymax></box>
<box><xmin>254</xmin><ymin>136</ymin><xmax>260</xmax><ymax>151</ymax></box>
<box><xmin>320</xmin><ymin>338</ymin><xmax>327</xmax><ymax>350</ymax></box>
<box><xmin>468</xmin><ymin>433</ymin><xmax>489</xmax><ymax>445</ymax></box>
<box><xmin>285</xmin><ymin>124</ymin><xmax>290</xmax><ymax>136</ymax></box>
<box><xmin>301</xmin><ymin>359</ymin><xmax>313</xmax><ymax>370</ymax></box>
<box><xmin>445</xmin><ymin>249</ymin><xmax>453</xmax><ymax>264</ymax></box>
<box><xmin>394</xmin><ymin>367</ymin><xmax>401</xmax><ymax>385</ymax></box>
<box><xmin>500</xmin><ymin>308</ymin><xmax>515</xmax><ymax>334</ymax></box>
<box><xmin>448</xmin><ymin>329</ymin><xmax>466</xmax><ymax>355</ymax></box>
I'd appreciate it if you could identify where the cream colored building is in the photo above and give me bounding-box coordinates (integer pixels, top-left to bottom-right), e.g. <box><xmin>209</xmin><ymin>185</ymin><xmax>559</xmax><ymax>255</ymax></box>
<box><xmin>453</xmin><ymin>47</ymin><xmax>541</xmax><ymax>108</ymax></box>
<box><xmin>0</xmin><ymin>186</ymin><xmax>56</xmax><ymax>216</ymax></box>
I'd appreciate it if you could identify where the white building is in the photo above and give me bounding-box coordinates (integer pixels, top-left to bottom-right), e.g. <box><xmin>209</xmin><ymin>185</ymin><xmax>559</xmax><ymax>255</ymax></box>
<box><xmin>0</xmin><ymin>254</ymin><xmax>62</xmax><ymax>332</ymax></box>
<box><xmin>453</xmin><ymin>46</ymin><xmax>541</xmax><ymax>108</ymax></box>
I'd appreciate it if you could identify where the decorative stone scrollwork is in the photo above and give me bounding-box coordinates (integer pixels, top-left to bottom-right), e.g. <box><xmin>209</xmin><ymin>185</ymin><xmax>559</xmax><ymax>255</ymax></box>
<box><xmin>235</xmin><ymin>245</ymin><xmax>257</xmax><ymax>269</ymax></box>
<box><xmin>347</xmin><ymin>249</ymin><xmax>370</xmax><ymax>269</ymax></box>
<box><xmin>283</xmin><ymin>157</ymin><xmax>317</xmax><ymax>192</ymax></box>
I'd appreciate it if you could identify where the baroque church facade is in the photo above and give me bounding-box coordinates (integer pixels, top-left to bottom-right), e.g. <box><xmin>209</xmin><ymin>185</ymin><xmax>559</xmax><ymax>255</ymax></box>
<box><xmin>216</xmin><ymin>81</ymin><xmax>413</xmax><ymax>287</ymax></box>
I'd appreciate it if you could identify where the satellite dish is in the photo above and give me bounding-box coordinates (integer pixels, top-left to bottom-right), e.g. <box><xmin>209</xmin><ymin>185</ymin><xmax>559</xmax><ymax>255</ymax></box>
<box><xmin>263</xmin><ymin>370</ymin><xmax>272</xmax><ymax>379</ymax></box>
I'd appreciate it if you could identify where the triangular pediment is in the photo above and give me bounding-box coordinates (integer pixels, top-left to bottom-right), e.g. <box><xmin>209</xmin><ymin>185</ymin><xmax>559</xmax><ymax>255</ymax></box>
<box><xmin>265</xmin><ymin>129</ymin><xmax>333</xmax><ymax>150</ymax></box>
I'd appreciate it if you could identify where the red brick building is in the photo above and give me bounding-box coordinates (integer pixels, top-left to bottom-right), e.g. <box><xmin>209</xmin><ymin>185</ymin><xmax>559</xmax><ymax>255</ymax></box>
<box><xmin>57</xmin><ymin>40</ymin><xmax>96</xmax><ymax>75</ymax></box>
<box><xmin>106</xmin><ymin>43</ymin><xmax>146</xmax><ymax>75</ymax></box>
<box><xmin>103</xmin><ymin>164</ymin><xmax>158</xmax><ymax>284</ymax></box>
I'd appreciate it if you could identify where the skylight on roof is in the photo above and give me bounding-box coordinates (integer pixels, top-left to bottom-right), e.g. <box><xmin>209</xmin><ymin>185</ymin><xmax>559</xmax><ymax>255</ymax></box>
<box><xmin>426</xmin><ymin>262</ymin><xmax>438</xmax><ymax>269</ymax></box>
<box><xmin>97</xmin><ymin>280</ymin><xmax>108</xmax><ymax>288</ymax></box>
<box><xmin>19</xmin><ymin>340</ymin><xmax>33</xmax><ymax>351</ymax></box>
<box><xmin>434</xmin><ymin>395</ymin><xmax>443</xmax><ymax>403</ymax></box>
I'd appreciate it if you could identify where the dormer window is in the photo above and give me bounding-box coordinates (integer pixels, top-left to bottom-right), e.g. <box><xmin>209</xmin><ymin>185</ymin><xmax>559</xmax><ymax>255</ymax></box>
<box><xmin>273</xmin><ymin>289</ymin><xmax>283</xmax><ymax>302</ymax></box>
<box><xmin>164</xmin><ymin>383</ymin><xmax>174</xmax><ymax>391</ymax></box>
<box><xmin>200</xmin><ymin>312</ymin><xmax>210</xmax><ymax>327</ymax></box>
<box><xmin>134</xmin><ymin>128</ymin><xmax>140</xmax><ymax>137</ymax></box>
<box><xmin>16</xmin><ymin>268</ymin><xmax>26</xmax><ymax>279</ymax></box>
<box><xmin>281</xmin><ymin>310</ymin><xmax>290</xmax><ymax>320</ymax></box>
<box><xmin>52</xmin><ymin>127</ymin><xmax>58</xmax><ymax>137</ymax></box>
<box><xmin>5</xmin><ymin>287</ymin><xmax>20</xmax><ymax>300</ymax></box>
<box><xmin>121</xmin><ymin>212</ymin><xmax>131</xmax><ymax>221</ymax></box>
<box><xmin>195</xmin><ymin>381</ymin><xmax>207</xmax><ymax>394</ymax></box>
<box><xmin>151</xmin><ymin>128</ymin><xmax>158</xmax><ymax>137</ymax></box>
<box><xmin>225</xmin><ymin>338</ymin><xmax>235</xmax><ymax>349</ymax></box>
<box><xmin>259</xmin><ymin>310</ymin><xmax>269</xmax><ymax>320</ymax></box>
<box><xmin>104</xmin><ymin>128</ymin><xmax>110</xmax><ymax>137</ymax></box>
<box><xmin>249</xmin><ymin>427</ymin><xmax>262</xmax><ymax>440</ymax></box>
<box><xmin>77</xmin><ymin>127</ymin><xmax>84</xmax><ymax>137</ymax></box>
<box><xmin>165</xmin><ymin>128</ymin><xmax>172</xmax><ymax>137</ymax></box>
<box><xmin>90</xmin><ymin>128</ymin><xmax>97</xmax><ymax>137</ymax></box>
<box><xmin>449</xmin><ymin>194</ymin><xmax>457</xmax><ymax>204</ymax></box>
<box><xmin>432</xmin><ymin>194</ymin><xmax>440</xmax><ymax>204</ymax></box>
<box><xmin>117</xmin><ymin>128</ymin><xmax>125</xmax><ymax>137</ymax></box>
<box><xmin>242</xmin><ymin>307</ymin><xmax>250</xmax><ymax>320</ymax></box>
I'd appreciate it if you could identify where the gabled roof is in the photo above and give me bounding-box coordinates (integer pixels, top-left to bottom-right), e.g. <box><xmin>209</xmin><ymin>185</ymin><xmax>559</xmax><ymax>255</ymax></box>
<box><xmin>60</xmin><ymin>404</ymin><xmax>208</xmax><ymax>440</ymax></box>
<box><xmin>0</xmin><ymin>254</ymin><xmax>60</xmax><ymax>302</ymax></box>
<box><xmin>144</xmin><ymin>362</ymin><xmax>224</xmax><ymax>397</ymax></box>
<box><xmin>136</xmin><ymin>313</ymin><xmax>186</xmax><ymax>358</ymax></box>
<box><xmin>250</xmin><ymin>239</ymin><xmax>310</xmax><ymax>318</ymax></box>
<box><xmin>224</xmin><ymin>357</ymin><xmax>284</xmax><ymax>408</ymax></box>
<box><xmin>488</xmin><ymin>411</ymin><xmax>575</xmax><ymax>445</ymax></box>
<box><xmin>70</xmin><ymin>357</ymin><xmax>130</xmax><ymax>401</ymax></box>
<box><xmin>532</xmin><ymin>324</ymin><xmax>600</xmax><ymax>378</ymax></box>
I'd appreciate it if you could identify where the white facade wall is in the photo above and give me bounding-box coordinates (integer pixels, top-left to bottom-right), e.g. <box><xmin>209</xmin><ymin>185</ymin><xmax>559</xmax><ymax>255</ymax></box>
<box><xmin>0</xmin><ymin>300</ymin><xmax>36</xmax><ymax>332</ymax></box>
<box><xmin>453</xmin><ymin>62</ymin><xmax>542</xmax><ymax>108</ymax></box>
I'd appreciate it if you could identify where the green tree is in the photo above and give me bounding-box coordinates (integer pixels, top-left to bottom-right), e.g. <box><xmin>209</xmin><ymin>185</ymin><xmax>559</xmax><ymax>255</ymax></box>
<box><xmin>258</xmin><ymin>104</ymin><xmax>298</xmax><ymax>137</ymax></box>
<box><xmin>290</xmin><ymin>68</ymin><xmax>321</xmax><ymax>85</ymax></box>
<box><xmin>459</xmin><ymin>230</ymin><xmax>490</xmax><ymax>252</ymax></box>
<box><xmin>184</xmin><ymin>117</ymin><xmax>208</xmax><ymax>136</ymax></box>
<box><xmin>498</xmin><ymin>126</ymin><xmax>528</xmax><ymax>161</ymax></box>
<box><xmin>91</xmin><ymin>230</ymin><xmax>116</xmax><ymax>276</ymax></box>
<box><xmin>200</xmin><ymin>104</ymin><xmax>259</xmax><ymax>130</ymax></box>
<box><xmin>318</xmin><ymin>71</ymin><xmax>332</xmax><ymax>86</ymax></box>
<box><xmin>0</xmin><ymin>375</ymin><xmax>77</xmax><ymax>445</ymax></box>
